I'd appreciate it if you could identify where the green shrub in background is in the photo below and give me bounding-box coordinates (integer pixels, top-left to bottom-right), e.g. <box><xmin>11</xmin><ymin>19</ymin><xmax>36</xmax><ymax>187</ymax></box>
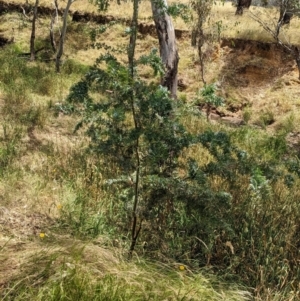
<box><xmin>196</xmin><ymin>83</ymin><xmax>224</xmax><ymax>121</ymax></box>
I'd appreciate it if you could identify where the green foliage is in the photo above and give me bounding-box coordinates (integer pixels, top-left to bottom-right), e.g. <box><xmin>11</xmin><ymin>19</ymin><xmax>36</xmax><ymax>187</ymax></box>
<box><xmin>138</xmin><ymin>48</ymin><xmax>165</xmax><ymax>76</ymax></box>
<box><xmin>91</xmin><ymin>0</ymin><xmax>110</xmax><ymax>11</ymax></box>
<box><xmin>195</xmin><ymin>83</ymin><xmax>224</xmax><ymax>120</ymax></box>
<box><xmin>199</xmin><ymin>83</ymin><xmax>224</xmax><ymax>107</ymax></box>
<box><xmin>0</xmin><ymin>2</ymin><xmax>299</xmax><ymax>300</ymax></box>
<box><xmin>58</xmin><ymin>189</ymin><xmax>118</xmax><ymax>237</ymax></box>
<box><xmin>66</xmin><ymin>34</ymin><xmax>238</xmax><ymax>260</ymax></box>
<box><xmin>208</xmin><ymin>126</ymin><xmax>300</xmax><ymax>297</ymax></box>
<box><xmin>69</xmin><ymin>54</ymin><xmax>174</xmax><ymax>174</ymax></box>
<box><xmin>198</xmin><ymin>130</ymin><xmax>251</xmax><ymax>178</ymax></box>
<box><xmin>249</xmin><ymin>167</ymin><xmax>271</xmax><ymax>198</ymax></box>
<box><xmin>67</xmin><ymin>49</ymin><xmax>300</xmax><ymax>297</ymax></box>
<box><xmin>286</xmin><ymin>156</ymin><xmax>300</xmax><ymax>177</ymax></box>
<box><xmin>167</xmin><ymin>2</ymin><xmax>193</xmax><ymax>23</ymax></box>
<box><xmin>90</xmin><ymin>21</ymin><xmax>117</xmax><ymax>41</ymax></box>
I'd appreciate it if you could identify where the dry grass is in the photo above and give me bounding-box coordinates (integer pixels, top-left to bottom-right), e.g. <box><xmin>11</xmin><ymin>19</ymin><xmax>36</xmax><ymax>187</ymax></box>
<box><xmin>2</xmin><ymin>1</ymin><xmax>300</xmax><ymax>102</ymax></box>
<box><xmin>1</xmin><ymin>2</ymin><xmax>300</xmax><ymax>188</ymax></box>
<box><xmin>210</xmin><ymin>3</ymin><xmax>300</xmax><ymax>44</ymax></box>
<box><xmin>0</xmin><ymin>232</ymin><xmax>251</xmax><ymax>301</ymax></box>
<box><xmin>7</xmin><ymin>0</ymin><xmax>190</xmax><ymax>27</ymax></box>
<box><xmin>5</xmin><ymin>0</ymin><xmax>300</xmax><ymax>44</ymax></box>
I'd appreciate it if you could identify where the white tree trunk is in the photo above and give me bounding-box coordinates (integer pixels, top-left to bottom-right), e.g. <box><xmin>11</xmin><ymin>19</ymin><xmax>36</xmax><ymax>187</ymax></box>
<box><xmin>151</xmin><ymin>0</ymin><xmax>179</xmax><ymax>99</ymax></box>
<box><xmin>56</xmin><ymin>0</ymin><xmax>74</xmax><ymax>72</ymax></box>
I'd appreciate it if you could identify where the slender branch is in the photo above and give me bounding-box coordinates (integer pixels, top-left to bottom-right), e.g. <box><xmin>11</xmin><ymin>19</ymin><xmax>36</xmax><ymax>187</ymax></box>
<box><xmin>20</xmin><ymin>6</ymin><xmax>29</xmax><ymax>19</ymax></box>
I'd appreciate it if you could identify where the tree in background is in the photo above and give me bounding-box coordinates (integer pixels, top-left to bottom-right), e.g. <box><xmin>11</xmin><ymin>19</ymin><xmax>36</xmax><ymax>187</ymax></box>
<box><xmin>191</xmin><ymin>0</ymin><xmax>213</xmax><ymax>85</ymax></box>
<box><xmin>92</xmin><ymin>0</ymin><xmax>179</xmax><ymax>98</ymax></box>
<box><xmin>30</xmin><ymin>0</ymin><xmax>39</xmax><ymax>61</ymax></box>
<box><xmin>56</xmin><ymin>0</ymin><xmax>76</xmax><ymax>72</ymax></box>
<box><xmin>151</xmin><ymin>0</ymin><xmax>179</xmax><ymax>99</ymax></box>
<box><xmin>50</xmin><ymin>0</ymin><xmax>59</xmax><ymax>53</ymax></box>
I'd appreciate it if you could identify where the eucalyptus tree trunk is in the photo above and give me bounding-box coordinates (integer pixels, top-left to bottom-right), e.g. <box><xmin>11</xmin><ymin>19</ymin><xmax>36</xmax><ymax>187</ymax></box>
<box><xmin>56</xmin><ymin>0</ymin><xmax>74</xmax><ymax>72</ymax></box>
<box><xmin>151</xmin><ymin>0</ymin><xmax>179</xmax><ymax>99</ymax></box>
<box><xmin>30</xmin><ymin>0</ymin><xmax>39</xmax><ymax>61</ymax></box>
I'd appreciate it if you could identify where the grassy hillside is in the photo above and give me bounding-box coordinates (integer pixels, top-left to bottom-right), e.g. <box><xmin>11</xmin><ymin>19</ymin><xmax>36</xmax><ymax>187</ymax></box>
<box><xmin>1</xmin><ymin>1</ymin><xmax>300</xmax><ymax>300</ymax></box>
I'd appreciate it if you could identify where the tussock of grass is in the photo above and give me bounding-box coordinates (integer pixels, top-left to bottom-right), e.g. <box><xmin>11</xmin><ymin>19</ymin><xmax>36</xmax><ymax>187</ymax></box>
<box><xmin>0</xmin><ymin>237</ymin><xmax>251</xmax><ymax>301</ymax></box>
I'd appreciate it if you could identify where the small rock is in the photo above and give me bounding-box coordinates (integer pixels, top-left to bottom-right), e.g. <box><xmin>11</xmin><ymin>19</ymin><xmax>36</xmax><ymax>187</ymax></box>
<box><xmin>178</xmin><ymin>78</ymin><xmax>188</xmax><ymax>91</ymax></box>
<box><xmin>210</xmin><ymin>113</ymin><xmax>221</xmax><ymax>121</ymax></box>
<box><xmin>221</xmin><ymin>116</ymin><xmax>245</xmax><ymax>126</ymax></box>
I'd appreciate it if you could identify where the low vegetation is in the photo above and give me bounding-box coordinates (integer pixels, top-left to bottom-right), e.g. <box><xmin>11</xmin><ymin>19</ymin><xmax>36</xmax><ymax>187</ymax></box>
<box><xmin>1</xmin><ymin>1</ymin><xmax>300</xmax><ymax>300</ymax></box>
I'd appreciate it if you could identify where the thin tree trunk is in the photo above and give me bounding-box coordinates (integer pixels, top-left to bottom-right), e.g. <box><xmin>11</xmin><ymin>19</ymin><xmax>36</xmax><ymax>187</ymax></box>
<box><xmin>50</xmin><ymin>0</ymin><xmax>59</xmax><ymax>52</ymax></box>
<box><xmin>30</xmin><ymin>0</ymin><xmax>39</xmax><ymax>61</ymax></box>
<box><xmin>197</xmin><ymin>30</ymin><xmax>206</xmax><ymax>85</ymax></box>
<box><xmin>56</xmin><ymin>0</ymin><xmax>74</xmax><ymax>72</ymax></box>
<box><xmin>50</xmin><ymin>17</ymin><xmax>56</xmax><ymax>52</ymax></box>
<box><xmin>128</xmin><ymin>0</ymin><xmax>139</xmax><ymax>78</ymax></box>
<box><xmin>151</xmin><ymin>0</ymin><xmax>179</xmax><ymax>99</ymax></box>
<box><xmin>127</xmin><ymin>0</ymin><xmax>142</xmax><ymax>260</ymax></box>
